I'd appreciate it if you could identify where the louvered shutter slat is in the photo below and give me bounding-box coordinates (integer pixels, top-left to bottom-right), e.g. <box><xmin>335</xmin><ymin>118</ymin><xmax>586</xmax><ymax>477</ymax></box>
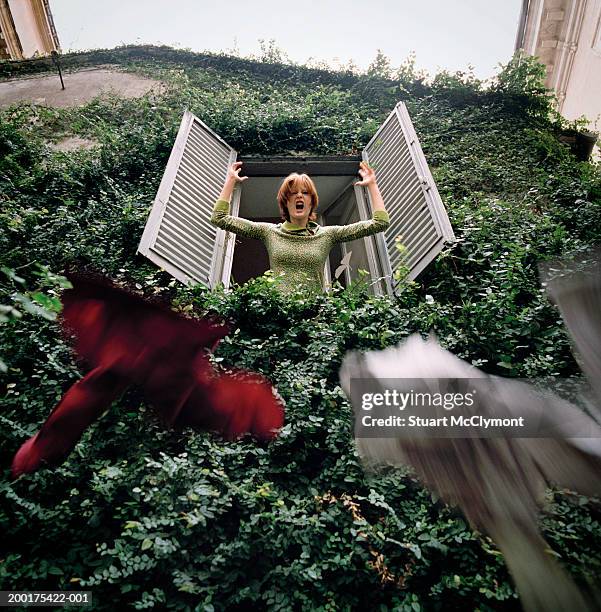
<box><xmin>404</xmin><ymin>218</ymin><xmax>436</xmax><ymax>254</ymax></box>
<box><xmin>179</xmin><ymin>150</ymin><xmax>225</xmax><ymax>194</ymax></box>
<box><xmin>177</xmin><ymin>158</ymin><xmax>221</xmax><ymax>193</ymax></box>
<box><xmin>390</xmin><ymin>178</ymin><xmax>423</xmax><ymax>214</ymax></box>
<box><xmin>159</xmin><ymin>219</ymin><xmax>215</xmax><ymax>262</ymax></box>
<box><xmin>187</xmin><ymin>125</ymin><xmax>229</xmax><ymax>160</ymax></box>
<box><xmin>154</xmin><ymin>220</ymin><xmax>216</xmax><ymax>270</ymax></box>
<box><xmin>392</xmin><ymin>205</ymin><xmax>429</xmax><ymax>247</ymax></box>
<box><xmin>183</xmin><ymin>139</ymin><xmax>228</xmax><ymax>189</ymax></box>
<box><xmin>369</xmin><ymin>129</ymin><xmax>407</xmax><ymax>167</ymax></box>
<box><xmin>161</xmin><ymin>208</ymin><xmax>216</xmax><ymax>255</ymax></box>
<box><xmin>374</xmin><ymin>154</ymin><xmax>415</xmax><ymax>193</ymax></box>
<box><xmin>174</xmin><ymin>169</ymin><xmax>220</xmax><ymax>204</ymax></box>
<box><xmin>386</xmin><ymin>185</ymin><xmax>424</xmax><ymax>231</ymax></box>
<box><xmin>154</xmin><ymin>234</ymin><xmax>208</xmax><ymax>273</ymax></box>
<box><xmin>369</xmin><ymin>135</ymin><xmax>406</xmax><ymax>172</ymax></box>
<box><xmin>165</xmin><ymin>196</ymin><xmax>215</xmax><ymax>241</ymax></box>
<box><xmin>153</xmin><ymin>238</ymin><xmax>209</xmax><ymax>279</ymax></box>
<box><xmin>186</xmin><ymin>140</ymin><xmax>228</xmax><ymax>174</ymax></box>
<box><xmin>363</xmin><ymin>101</ymin><xmax>455</xmax><ymax>287</ymax></box>
<box><xmin>170</xmin><ymin>175</ymin><xmax>206</xmax><ymax>205</ymax></box>
<box><xmin>186</xmin><ymin>134</ymin><xmax>230</xmax><ymax>179</ymax></box>
<box><xmin>138</xmin><ymin>111</ymin><xmax>237</xmax><ymax>286</ymax></box>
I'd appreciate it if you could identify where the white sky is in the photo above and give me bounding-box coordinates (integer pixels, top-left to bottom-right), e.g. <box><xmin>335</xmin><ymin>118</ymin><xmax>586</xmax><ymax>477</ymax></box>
<box><xmin>50</xmin><ymin>0</ymin><xmax>523</xmax><ymax>80</ymax></box>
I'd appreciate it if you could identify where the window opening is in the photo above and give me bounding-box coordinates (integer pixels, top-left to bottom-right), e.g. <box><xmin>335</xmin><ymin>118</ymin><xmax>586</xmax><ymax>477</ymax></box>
<box><xmin>228</xmin><ymin>169</ymin><xmax>367</xmax><ymax>290</ymax></box>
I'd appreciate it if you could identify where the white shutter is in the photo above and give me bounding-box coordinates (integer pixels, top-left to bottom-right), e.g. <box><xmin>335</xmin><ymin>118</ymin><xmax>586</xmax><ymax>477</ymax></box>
<box><xmin>138</xmin><ymin>110</ymin><xmax>237</xmax><ymax>287</ymax></box>
<box><xmin>362</xmin><ymin>101</ymin><xmax>455</xmax><ymax>291</ymax></box>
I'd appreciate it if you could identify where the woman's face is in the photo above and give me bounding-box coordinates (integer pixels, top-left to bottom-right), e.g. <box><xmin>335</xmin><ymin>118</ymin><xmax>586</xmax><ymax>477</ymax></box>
<box><xmin>286</xmin><ymin>185</ymin><xmax>313</xmax><ymax>226</ymax></box>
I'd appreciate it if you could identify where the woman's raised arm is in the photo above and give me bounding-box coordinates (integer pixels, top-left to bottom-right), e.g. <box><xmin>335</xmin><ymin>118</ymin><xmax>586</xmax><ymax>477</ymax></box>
<box><xmin>210</xmin><ymin>162</ymin><xmax>269</xmax><ymax>241</ymax></box>
<box><xmin>356</xmin><ymin>160</ymin><xmax>387</xmax><ymax>213</ymax></box>
<box><xmin>218</xmin><ymin>161</ymin><xmax>248</xmax><ymax>202</ymax></box>
<box><xmin>328</xmin><ymin>161</ymin><xmax>390</xmax><ymax>243</ymax></box>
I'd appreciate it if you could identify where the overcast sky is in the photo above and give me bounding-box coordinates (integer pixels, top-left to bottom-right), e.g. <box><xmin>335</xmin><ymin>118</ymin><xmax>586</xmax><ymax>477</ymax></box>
<box><xmin>51</xmin><ymin>0</ymin><xmax>523</xmax><ymax>80</ymax></box>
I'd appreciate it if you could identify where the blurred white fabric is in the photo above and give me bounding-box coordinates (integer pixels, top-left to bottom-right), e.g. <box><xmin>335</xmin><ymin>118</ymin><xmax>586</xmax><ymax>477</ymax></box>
<box><xmin>340</xmin><ymin>251</ymin><xmax>601</xmax><ymax>612</ymax></box>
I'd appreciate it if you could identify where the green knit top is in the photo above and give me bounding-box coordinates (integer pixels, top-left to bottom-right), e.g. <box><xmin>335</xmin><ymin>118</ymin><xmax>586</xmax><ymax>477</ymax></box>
<box><xmin>210</xmin><ymin>199</ymin><xmax>390</xmax><ymax>294</ymax></box>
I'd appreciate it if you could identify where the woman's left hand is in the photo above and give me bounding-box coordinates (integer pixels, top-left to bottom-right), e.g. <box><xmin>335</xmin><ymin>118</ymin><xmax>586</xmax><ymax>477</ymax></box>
<box><xmin>355</xmin><ymin>161</ymin><xmax>377</xmax><ymax>187</ymax></box>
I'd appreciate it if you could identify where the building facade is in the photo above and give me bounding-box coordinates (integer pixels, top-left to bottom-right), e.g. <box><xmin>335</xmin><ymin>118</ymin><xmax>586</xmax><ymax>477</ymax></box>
<box><xmin>515</xmin><ymin>0</ymin><xmax>601</xmax><ymax>129</ymax></box>
<box><xmin>0</xmin><ymin>0</ymin><xmax>60</xmax><ymax>60</ymax></box>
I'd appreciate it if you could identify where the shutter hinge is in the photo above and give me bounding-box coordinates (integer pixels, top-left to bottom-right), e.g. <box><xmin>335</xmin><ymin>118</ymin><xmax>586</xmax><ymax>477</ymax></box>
<box><xmin>418</xmin><ymin>175</ymin><xmax>430</xmax><ymax>190</ymax></box>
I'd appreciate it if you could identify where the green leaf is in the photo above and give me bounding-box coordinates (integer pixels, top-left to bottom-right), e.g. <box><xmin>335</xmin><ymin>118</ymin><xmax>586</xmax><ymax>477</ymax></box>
<box><xmin>124</xmin><ymin>521</ymin><xmax>142</xmax><ymax>530</ymax></box>
<box><xmin>12</xmin><ymin>294</ymin><xmax>56</xmax><ymax>321</ymax></box>
<box><xmin>31</xmin><ymin>292</ymin><xmax>62</xmax><ymax>312</ymax></box>
<box><xmin>141</xmin><ymin>539</ymin><xmax>153</xmax><ymax>551</ymax></box>
<box><xmin>1</xmin><ymin>266</ymin><xmax>25</xmax><ymax>284</ymax></box>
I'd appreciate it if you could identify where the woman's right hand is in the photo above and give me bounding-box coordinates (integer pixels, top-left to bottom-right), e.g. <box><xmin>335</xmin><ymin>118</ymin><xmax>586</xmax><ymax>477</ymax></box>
<box><xmin>227</xmin><ymin>161</ymin><xmax>248</xmax><ymax>184</ymax></box>
<box><xmin>218</xmin><ymin>162</ymin><xmax>248</xmax><ymax>202</ymax></box>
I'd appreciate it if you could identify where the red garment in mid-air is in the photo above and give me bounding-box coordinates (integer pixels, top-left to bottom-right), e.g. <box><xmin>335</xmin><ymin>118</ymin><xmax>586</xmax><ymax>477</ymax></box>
<box><xmin>11</xmin><ymin>271</ymin><xmax>284</xmax><ymax>478</ymax></box>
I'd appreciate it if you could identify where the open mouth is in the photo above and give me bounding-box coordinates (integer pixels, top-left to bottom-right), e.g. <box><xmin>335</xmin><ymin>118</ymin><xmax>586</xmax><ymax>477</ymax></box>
<box><xmin>295</xmin><ymin>203</ymin><xmax>304</xmax><ymax>211</ymax></box>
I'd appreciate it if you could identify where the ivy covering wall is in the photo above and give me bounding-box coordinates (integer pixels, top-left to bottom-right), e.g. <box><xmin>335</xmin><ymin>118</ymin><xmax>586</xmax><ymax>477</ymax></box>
<box><xmin>0</xmin><ymin>46</ymin><xmax>600</xmax><ymax>610</ymax></box>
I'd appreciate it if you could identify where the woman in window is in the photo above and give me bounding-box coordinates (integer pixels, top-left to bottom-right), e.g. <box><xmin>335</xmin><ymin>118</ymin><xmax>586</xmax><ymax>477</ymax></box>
<box><xmin>210</xmin><ymin>161</ymin><xmax>390</xmax><ymax>294</ymax></box>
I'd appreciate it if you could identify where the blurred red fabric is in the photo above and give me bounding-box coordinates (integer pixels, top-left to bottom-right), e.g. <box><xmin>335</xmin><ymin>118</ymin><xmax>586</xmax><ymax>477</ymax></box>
<box><xmin>11</xmin><ymin>271</ymin><xmax>284</xmax><ymax>478</ymax></box>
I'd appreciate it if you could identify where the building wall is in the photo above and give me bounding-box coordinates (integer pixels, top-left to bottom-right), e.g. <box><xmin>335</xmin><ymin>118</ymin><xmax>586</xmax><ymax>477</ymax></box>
<box><xmin>0</xmin><ymin>25</ymin><xmax>14</xmax><ymax>59</ymax></box>
<box><xmin>0</xmin><ymin>0</ymin><xmax>24</xmax><ymax>59</ymax></box>
<box><xmin>516</xmin><ymin>0</ymin><xmax>601</xmax><ymax>129</ymax></box>
<box><xmin>561</xmin><ymin>0</ymin><xmax>601</xmax><ymax>126</ymax></box>
<box><xmin>9</xmin><ymin>0</ymin><xmax>43</xmax><ymax>56</ymax></box>
<box><xmin>2</xmin><ymin>0</ymin><xmax>58</xmax><ymax>58</ymax></box>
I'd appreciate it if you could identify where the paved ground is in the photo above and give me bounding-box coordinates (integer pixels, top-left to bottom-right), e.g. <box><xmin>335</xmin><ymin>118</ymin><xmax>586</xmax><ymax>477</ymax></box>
<box><xmin>0</xmin><ymin>67</ymin><xmax>163</xmax><ymax>108</ymax></box>
<box><xmin>47</xmin><ymin>136</ymin><xmax>98</xmax><ymax>152</ymax></box>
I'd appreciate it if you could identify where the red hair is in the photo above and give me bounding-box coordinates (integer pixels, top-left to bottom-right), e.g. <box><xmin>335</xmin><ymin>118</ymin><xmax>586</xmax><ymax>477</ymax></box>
<box><xmin>276</xmin><ymin>173</ymin><xmax>319</xmax><ymax>222</ymax></box>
